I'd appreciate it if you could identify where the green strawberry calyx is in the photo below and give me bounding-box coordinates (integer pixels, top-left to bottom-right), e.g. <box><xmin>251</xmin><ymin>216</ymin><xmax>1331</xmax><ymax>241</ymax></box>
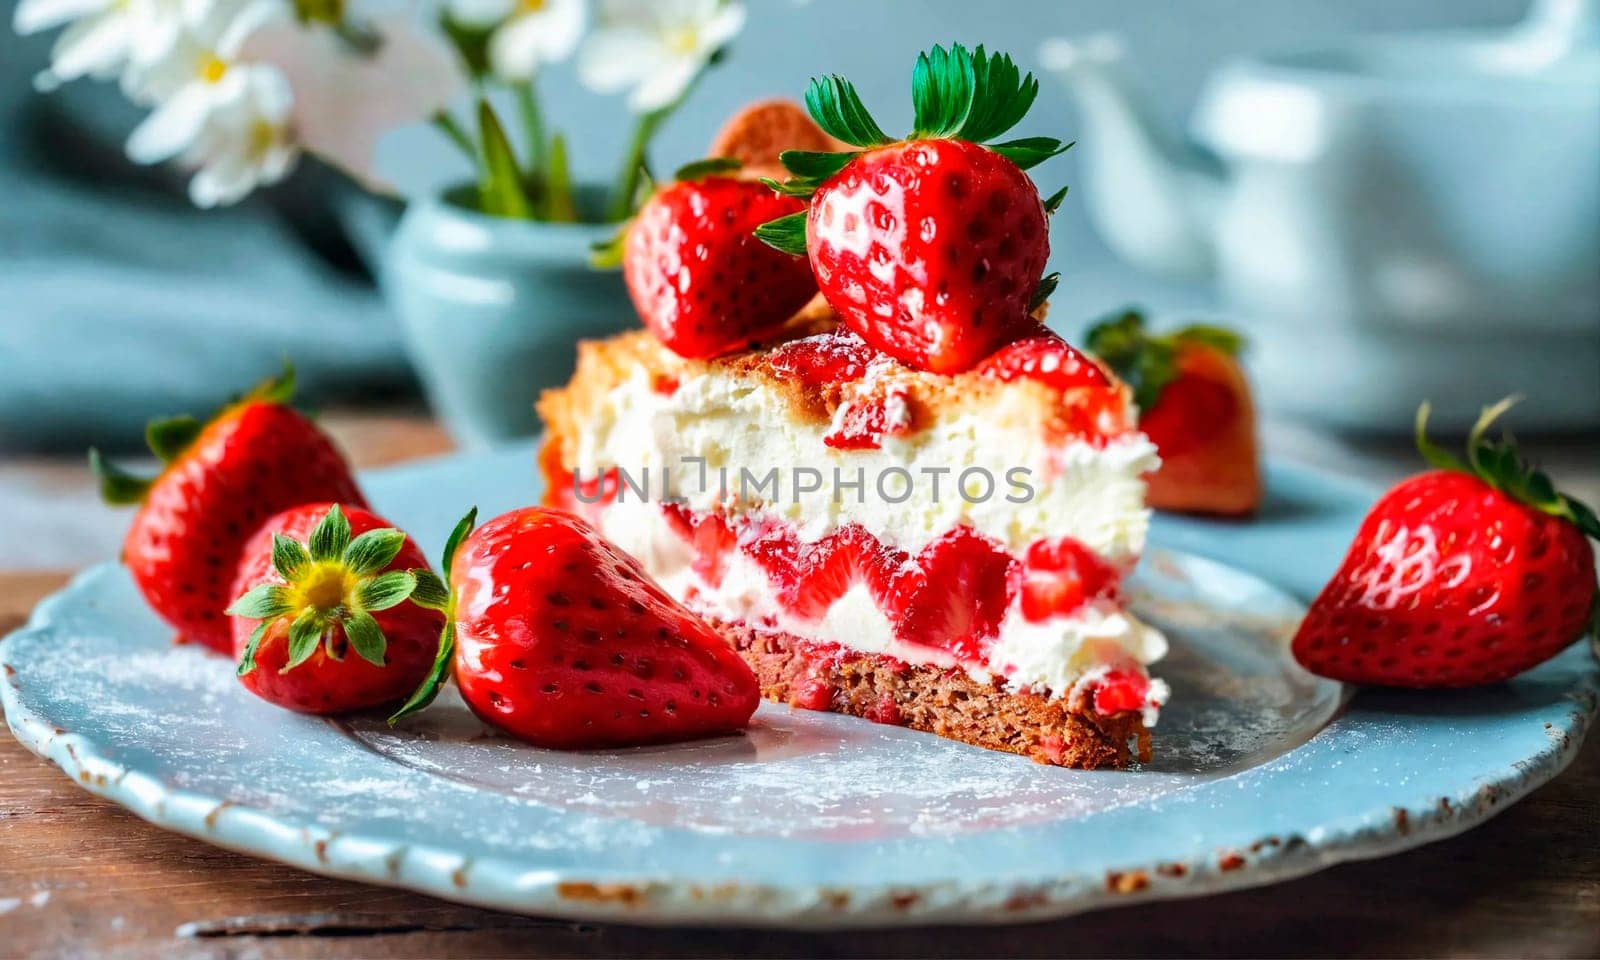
<box><xmin>753</xmin><ymin>42</ymin><xmax>1074</xmax><ymax>308</ymax></box>
<box><xmin>228</xmin><ymin>504</ymin><xmax>434</xmax><ymax>677</ymax></box>
<box><xmin>388</xmin><ymin>506</ymin><xmax>478</xmax><ymax>724</ymax></box>
<box><xmin>1085</xmin><ymin>307</ymin><xmax>1244</xmax><ymax>412</ymax></box>
<box><xmin>87</xmin><ymin>360</ymin><xmax>299</xmax><ymax>507</ymax></box>
<box><xmin>1415</xmin><ymin>397</ymin><xmax>1600</xmax><ymax>540</ymax></box>
<box><xmin>589</xmin><ymin>157</ymin><xmax>744</xmax><ymax>270</ymax></box>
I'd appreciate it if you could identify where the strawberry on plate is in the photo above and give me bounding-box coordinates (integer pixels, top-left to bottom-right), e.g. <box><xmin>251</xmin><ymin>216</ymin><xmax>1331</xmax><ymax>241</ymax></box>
<box><xmin>227</xmin><ymin>503</ymin><xmax>442</xmax><ymax>714</ymax></box>
<box><xmin>1086</xmin><ymin>309</ymin><xmax>1261</xmax><ymax>516</ymax></box>
<box><xmin>391</xmin><ymin>507</ymin><xmax>760</xmax><ymax>749</ymax></box>
<box><xmin>90</xmin><ymin>364</ymin><xmax>367</xmax><ymax>653</ymax></box>
<box><xmin>1293</xmin><ymin>398</ymin><xmax>1599</xmax><ymax>688</ymax></box>
<box><xmin>755</xmin><ymin>43</ymin><xmax>1073</xmax><ymax>374</ymax></box>
<box><xmin>604</xmin><ymin>158</ymin><xmax>817</xmax><ymax>360</ymax></box>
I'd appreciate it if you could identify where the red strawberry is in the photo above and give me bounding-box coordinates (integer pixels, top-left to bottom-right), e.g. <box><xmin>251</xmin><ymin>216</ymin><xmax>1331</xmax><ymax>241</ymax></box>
<box><xmin>765</xmin><ymin>329</ymin><xmax>879</xmax><ymax>388</ymax></box>
<box><xmin>1017</xmin><ymin>536</ymin><xmax>1121</xmax><ymax>622</ymax></box>
<box><xmin>1293</xmin><ymin>399</ymin><xmax>1600</xmax><ymax>688</ymax></box>
<box><xmin>662</xmin><ymin>504</ymin><xmax>737</xmax><ymax>588</ymax></box>
<box><xmin>977</xmin><ymin>333</ymin><xmax>1109</xmax><ymax>392</ymax></box>
<box><xmin>90</xmin><ymin>365</ymin><xmax>366</xmax><ymax>653</ymax></box>
<box><xmin>391</xmin><ymin>508</ymin><xmax>759</xmax><ymax>749</ymax></box>
<box><xmin>227</xmin><ymin>503</ymin><xmax>442</xmax><ymax>714</ymax></box>
<box><xmin>756</xmin><ymin>44</ymin><xmax>1072</xmax><ymax>373</ymax></box>
<box><xmin>893</xmin><ymin>527</ymin><xmax>1017</xmax><ymax>662</ymax></box>
<box><xmin>978</xmin><ymin>331</ymin><xmax>1130</xmax><ymax>440</ymax></box>
<box><xmin>1086</xmin><ymin>310</ymin><xmax>1260</xmax><ymax>516</ymax></box>
<box><xmin>617</xmin><ymin>159</ymin><xmax>816</xmax><ymax>360</ymax></box>
<box><xmin>1090</xmin><ymin>668</ymin><xmax>1152</xmax><ymax>716</ymax></box>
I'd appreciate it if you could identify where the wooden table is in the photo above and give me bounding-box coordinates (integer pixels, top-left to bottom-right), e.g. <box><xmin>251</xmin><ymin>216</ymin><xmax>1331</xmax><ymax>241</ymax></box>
<box><xmin>3</xmin><ymin>415</ymin><xmax>1597</xmax><ymax>958</ymax></box>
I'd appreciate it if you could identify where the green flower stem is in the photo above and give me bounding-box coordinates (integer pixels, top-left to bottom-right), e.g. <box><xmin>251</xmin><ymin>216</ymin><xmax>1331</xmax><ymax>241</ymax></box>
<box><xmin>432</xmin><ymin>110</ymin><xmax>478</xmax><ymax>168</ymax></box>
<box><xmin>607</xmin><ymin>108</ymin><xmax>665</xmax><ymax>222</ymax></box>
<box><xmin>513</xmin><ymin>79</ymin><xmax>546</xmax><ymax>181</ymax></box>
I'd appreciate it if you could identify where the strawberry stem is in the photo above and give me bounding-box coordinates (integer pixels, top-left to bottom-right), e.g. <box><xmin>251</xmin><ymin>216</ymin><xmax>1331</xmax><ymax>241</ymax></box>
<box><xmin>1414</xmin><ymin>397</ymin><xmax>1600</xmax><ymax>540</ymax></box>
<box><xmin>388</xmin><ymin>506</ymin><xmax>478</xmax><ymax>724</ymax></box>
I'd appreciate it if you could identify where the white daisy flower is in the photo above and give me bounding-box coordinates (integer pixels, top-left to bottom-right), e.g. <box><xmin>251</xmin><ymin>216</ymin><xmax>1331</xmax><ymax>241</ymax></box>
<box><xmin>578</xmin><ymin>0</ymin><xmax>744</xmax><ymax>113</ymax></box>
<box><xmin>12</xmin><ymin>0</ymin><xmax>183</xmax><ymax>89</ymax></box>
<box><xmin>123</xmin><ymin>0</ymin><xmax>297</xmax><ymax>205</ymax></box>
<box><xmin>181</xmin><ymin>64</ymin><xmax>298</xmax><ymax>206</ymax></box>
<box><xmin>448</xmin><ymin>0</ymin><xmax>585</xmax><ymax>82</ymax></box>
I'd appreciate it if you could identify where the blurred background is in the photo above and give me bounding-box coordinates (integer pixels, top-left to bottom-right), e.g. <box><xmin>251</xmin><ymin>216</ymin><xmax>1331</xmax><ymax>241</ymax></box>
<box><xmin>2</xmin><ymin>0</ymin><xmax>1596</xmax><ymax>567</ymax></box>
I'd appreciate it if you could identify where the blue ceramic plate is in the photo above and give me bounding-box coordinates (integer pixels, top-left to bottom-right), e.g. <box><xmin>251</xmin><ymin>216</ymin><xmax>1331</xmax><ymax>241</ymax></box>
<box><xmin>3</xmin><ymin>448</ymin><xmax>1595</xmax><ymax>927</ymax></box>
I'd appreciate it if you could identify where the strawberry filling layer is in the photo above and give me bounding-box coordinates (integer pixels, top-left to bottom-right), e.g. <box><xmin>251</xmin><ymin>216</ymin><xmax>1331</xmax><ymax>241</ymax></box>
<box><xmin>553</xmin><ymin>475</ymin><xmax>1167</xmax><ymax>722</ymax></box>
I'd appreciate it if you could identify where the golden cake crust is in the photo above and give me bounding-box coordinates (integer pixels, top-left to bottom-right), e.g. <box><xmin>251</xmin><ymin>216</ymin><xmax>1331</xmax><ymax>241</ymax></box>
<box><xmin>537</xmin><ymin>301</ymin><xmax>1128</xmax><ymax>479</ymax></box>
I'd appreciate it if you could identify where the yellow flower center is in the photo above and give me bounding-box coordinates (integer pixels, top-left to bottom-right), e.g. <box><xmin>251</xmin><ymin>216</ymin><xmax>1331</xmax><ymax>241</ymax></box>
<box><xmin>516</xmin><ymin>0</ymin><xmax>546</xmax><ymax>13</ymax></box>
<box><xmin>664</xmin><ymin>25</ymin><xmax>700</xmax><ymax>56</ymax></box>
<box><xmin>248</xmin><ymin>120</ymin><xmax>279</xmax><ymax>156</ymax></box>
<box><xmin>199</xmin><ymin>54</ymin><xmax>228</xmax><ymax>84</ymax></box>
<box><xmin>297</xmin><ymin>563</ymin><xmax>356</xmax><ymax>612</ymax></box>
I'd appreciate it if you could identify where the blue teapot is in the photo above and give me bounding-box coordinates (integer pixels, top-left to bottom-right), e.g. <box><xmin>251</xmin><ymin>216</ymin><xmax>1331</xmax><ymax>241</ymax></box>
<box><xmin>1045</xmin><ymin>0</ymin><xmax>1599</xmax><ymax>431</ymax></box>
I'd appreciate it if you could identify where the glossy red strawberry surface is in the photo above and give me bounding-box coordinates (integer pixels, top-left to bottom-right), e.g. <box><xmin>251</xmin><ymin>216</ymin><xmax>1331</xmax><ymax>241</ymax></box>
<box><xmin>1293</xmin><ymin>470</ymin><xmax>1596</xmax><ymax>687</ymax></box>
<box><xmin>125</xmin><ymin>403</ymin><xmax>366</xmax><ymax>653</ymax></box>
<box><xmin>977</xmin><ymin>333</ymin><xmax>1109</xmax><ymax>392</ymax></box>
<box><xmin>1017</xmin><ymin>536</ymin><xmax>1122</xmax><ymax>623</ymax></box>
<box><xmin>806</xmin><ymin>139</ymin><xmax>1049</xmax><ymax>374</ymax></box>
<box><xmin>624</xmin><ymin>176</ymin><xmax>816</xmax><ymax>360</ymax></box>
<box><xmin>765</xmin><ymin>330</ymin><xmax>878</xmax><ymax>389</ymax></box>
<box><xmin>229</xmin><ymin>503</ymin><xmax>441</xmax><ymax>713</ymax></box>
<box><xmin>449</xmin><ymin>508</ymin><xmax>759</xmax><ymax>749</ymax></box>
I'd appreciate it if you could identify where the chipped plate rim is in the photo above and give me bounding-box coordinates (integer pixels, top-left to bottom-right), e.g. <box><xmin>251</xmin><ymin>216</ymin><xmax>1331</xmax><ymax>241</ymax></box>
<box><xmin>2</xmin><ymin>449</ymin><xmax>1596</xmax><ymax>928</ymax></box>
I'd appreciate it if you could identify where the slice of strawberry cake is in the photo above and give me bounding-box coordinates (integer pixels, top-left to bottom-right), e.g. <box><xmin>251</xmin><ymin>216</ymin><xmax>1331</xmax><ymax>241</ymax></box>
<box><xmin>539</xmin><ymin>44</ymin><xmax>1170</xmax><ymax>769</ymax></box>
<box><xmin>538</xmin><ymin>310</ymin><xmax>1168</xmax><ymax>768</ymax></box>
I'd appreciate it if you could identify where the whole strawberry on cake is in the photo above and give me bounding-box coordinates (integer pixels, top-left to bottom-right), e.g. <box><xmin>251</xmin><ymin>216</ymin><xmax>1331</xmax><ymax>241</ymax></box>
<box><xmin>539</xmin><ymin>46</ymin><xmax>1169</xmax><ymax>769</ymax></box>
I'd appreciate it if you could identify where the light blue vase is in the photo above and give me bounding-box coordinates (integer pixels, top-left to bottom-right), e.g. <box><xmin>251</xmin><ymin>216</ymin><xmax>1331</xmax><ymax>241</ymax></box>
<box><xmin>384</xmin><ymin>186</ymin><xmax>635</xmax><ymax>449</ymax></box>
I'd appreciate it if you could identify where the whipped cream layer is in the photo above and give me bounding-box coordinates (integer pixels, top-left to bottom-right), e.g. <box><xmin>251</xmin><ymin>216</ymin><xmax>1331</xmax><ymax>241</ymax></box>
<box><xmin>567</xmin><ymin>363</ymin><xmax>1161</xmax><ymax>560</ymax></box>
<box><xmin>595</xmin><ymin>497</ymin><xmax>1169</xmax><ymax>710</ymax></box>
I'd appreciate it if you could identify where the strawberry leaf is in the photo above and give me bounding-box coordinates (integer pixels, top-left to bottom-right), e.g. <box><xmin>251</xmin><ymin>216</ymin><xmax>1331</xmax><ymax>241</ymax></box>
<box><xmin>283</xmin><ymin>607</ymin><xmax>324</xmax><ymax>673</ymax></box>
<box><xmin>672</xmin><ymin>156</ymin><xmax>741</xmax><ymax>182</ymax></box>
<box><xmin>804</xmin><ymin>75</ymin><xmax>890</xmax><ymax>148</ymax></box>
<box><xmin>754</xmin><ymin>211</ymin><xmax>809</xmax><ymax>256</ymax></box>
<box><xmin>357</xmin><ymin>570</ymin><xmax>417</xmax><ymax>612</ymax></box>
<box><xmin>1172</xmin><ymin>324</ymin><xmax>1245</xmax><ymax>355</ymax></box>
<box><xmin>779</xmin><ymin>150</ymin><xmax>858</xmax><ymax>181</ymax></box>
<box><xmin>409</xmin><ymin>569</ymin><xmax>451</xmax><ymax>610</ymax></box>
<box><xmin>342</xmin><ymin>610</ymin><xmax>387</xmax><ymax>667</ymax></box>
<box><xmin>1417</xmin><ymin>395</ymin><xmax>1600</xmax><ymax>539</ymax></box>
<box><xmin>308</xmin><ymin>504</ymin><xmax>352</xmax><ymax>563</ymax></box>
<box><xmin>1413</xmin><ymin>402</ymin><xmax>1467</xmax><ymax>473</ymax></box>
<box><xmin>988</xmin><ymin>136</ymin><xmax>1072</xmax><ymax>171</ymax></box>
<box><xmin>87</xmin><ymin>448</ymin><xmax>151</xmax><ymax>506</ymax></box>
<box><xmin>389</xmin><ymin>620</ymin><xmax>456</xmax><ymax>724</ymax></box>
<box><xmin>958</xmin><ymin>46</ymin><xmax>1040</xmax><ymax>143</ymax></box>
<box><xmin>271</xmin><ymin>533</ymin><xmax>310</xmax><ymax>582</ymax></box>
<box><xmin>761</xmin><ymin>176</ymin><xmax>819</xmax><ymax>198</ymax></box>
<box><xmin>144</xmin><ymin>415</ymin><xmax>202</xmax><ymax>464</ymax></box>
<box><xmin>767</xmin><ymin>150</ymin><xmax>859</xmax><ymax>201</ymax></box>
<box><xmin>343</xmin><ymin>528</ymin><xmax>407</xmax><ymax>576</ymax></box>
<box><xmin>1042</xmin><ymin>184</ymin><xmax>1069</xmax><ymax>215</ymax></box>
<box><xmin>441</xmin><ymin>506</ymin><xmax>478</xmax><ymax>574</ymax></box>
<box><xmin>911</xmin><ymin>43</ymin><xmax>976</xmax><ymax>139</ymax></box>
<box><xmin>246</xmin><ymin>360</ymin><xmax>297</xmax><ymax>406</ymax></box>
<box><xmin>236</xmin><ymin>621</ymin><xmax>269</xmax><ymax>677</ymax></box>
<box><xmin>1086</xmin><ymin>308</ymin><xmax>1179</xmax><ymax>411</ymax></box>
<box><xmin>1028</xmin><ymin>273</ymin><xmax>1060</xmax><ymax>313</ymax></box>
<box><xmin>226</xmin><ymin>583</ymin><xmax>293</xmax><ymax>620</ymax></box>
